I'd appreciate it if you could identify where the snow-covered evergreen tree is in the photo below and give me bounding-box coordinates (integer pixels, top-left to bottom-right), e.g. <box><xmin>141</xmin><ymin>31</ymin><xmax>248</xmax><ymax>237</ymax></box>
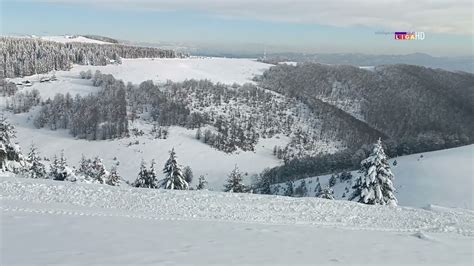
<box><xmin>314</xmin><ymin>180</ymin><xmax>322</xmax><ymax>195</ymax></box>
<box><xmin>76</xmin><ymin>155</ymin><xmax>94</xmax><ymax>181</ymax></box>
<box><xmin>0</xmin><ymin>117</ymin><xmax>26</xmax><ymax>172</ymax></box>
<box><xmin>284</xmin><ymin>180</ymin><xmax>294</xmax><ymax>196</ymax></box>
<box><xmin>317</xmin><ymin>186</ymin><xmax>334</xmax><ymax>200</ymax></box>
<box><xmin>91</xmin><ymin>157</ymin><xmax>109</xmax><ymax>184</ymax></box>
<box><xmin>147</xmin><ymin>159</ymin><xmax>159</xmax><ymax>188</ymax></box>
<box><xmin>134</xmin><ymin>159</ymin><xmax>148</xmax><ymax>188</ymax></box>
<box><xmin>223</xmin><ymin>165</ymin><xmax>246</xmax><ymax>193</ymax></box>
<box><xmin>196</xmin><ymin>175</ymin><xmax>207</xmax><ymax>190</ymax></box>
<box><xmin>106</xmin><ymin>165</ymin><xmax>121</xmax><ymax>186</ymax></box>
<box><xmin>160</xmin><ymin>149</ymin><xmax>188</xmax><ymax>190</ymax></box>
<box><xmin>133</xmin><ymin>159</ymin><xmax>159</xmax><ymax>188</ymax></box>
<box><xmin>26</xmin><ymin>144</ymin><xmax>46</xmax><ymax>179</ymax></box>
<box><xmin>48</xmin><ymin>150</ymin><xmax>76</xmax><ymax>181</ymax></box>
<box><xmin>350</xmin><ymin>138</ymin><xmax>397</xmax><ymax>206</ymax></box>
<box><xmin>329</xmin><ymin>174</ymin><xmax>337</xmax><ymax>187</ymax></box>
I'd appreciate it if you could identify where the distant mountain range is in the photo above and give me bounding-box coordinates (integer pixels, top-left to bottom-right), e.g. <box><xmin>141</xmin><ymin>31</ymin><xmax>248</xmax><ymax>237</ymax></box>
<box><xmin>260</xmin><ymin>52</ymin><xmax>473</xmax><ymax>73</ymax></box>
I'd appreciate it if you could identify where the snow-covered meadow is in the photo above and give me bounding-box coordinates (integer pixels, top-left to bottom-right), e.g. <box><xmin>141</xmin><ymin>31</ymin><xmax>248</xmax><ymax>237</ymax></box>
<box><xmin>1</xmin><ymin>175</ymin><xmax>473</xmax><ymax>265</ymax></box>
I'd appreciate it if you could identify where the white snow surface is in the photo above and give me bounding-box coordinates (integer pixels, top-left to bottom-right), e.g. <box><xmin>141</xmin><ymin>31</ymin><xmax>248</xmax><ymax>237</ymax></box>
<box><xmin>69</xmin><ymin>57</ymin><xmax>271</xmax><ymax>85</ymax></box>
<box><xmin>40</xmin><ymin>35</ymin><xmax>111</xmax><ymax>44</ymax></box>
<box><xmin>1</xmin><ymin>176</ymin><xmax>472</xmax><ymax>265</ymax></box>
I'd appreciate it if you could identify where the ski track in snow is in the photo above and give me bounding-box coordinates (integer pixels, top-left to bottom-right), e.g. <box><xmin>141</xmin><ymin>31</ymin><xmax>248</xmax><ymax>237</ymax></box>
<box><xmin>1</xmin><ymin>176</ymin><xmax>473</xmax><ymax>236</ymax></box>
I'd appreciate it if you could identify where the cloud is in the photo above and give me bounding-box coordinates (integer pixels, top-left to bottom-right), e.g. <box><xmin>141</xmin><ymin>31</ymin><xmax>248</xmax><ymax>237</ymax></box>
<box><xmin>26</xmin><ymin>0</ymin><xmax>473</xmax><ymax>35</ymax></box>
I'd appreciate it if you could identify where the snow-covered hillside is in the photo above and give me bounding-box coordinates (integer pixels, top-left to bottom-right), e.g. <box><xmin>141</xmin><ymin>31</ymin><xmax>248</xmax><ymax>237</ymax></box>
<box><xmin>1</xmin><ymin>176</ymin><xmax>472</xmax><ymax>264</ymax></box>
<box><xmin>272</xmin><ymin>144</ymin><xmax>474</xmax><ymax>209</ymax></box>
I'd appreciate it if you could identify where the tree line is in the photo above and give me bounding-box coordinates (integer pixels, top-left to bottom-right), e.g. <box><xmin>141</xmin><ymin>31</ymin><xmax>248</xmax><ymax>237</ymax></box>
<box><xmin>1</xmin><ymin>37</ymin><xmax>185</xmax><ymax>78</ymax></box>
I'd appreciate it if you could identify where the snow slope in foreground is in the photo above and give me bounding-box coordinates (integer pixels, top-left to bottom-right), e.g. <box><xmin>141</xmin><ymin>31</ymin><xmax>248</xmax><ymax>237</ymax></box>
<box><xmin>273</xmin><ymin>145</ymin><xmax>474</xmax><ymax>210</ymax></box>
<box><xmin>1</xmin><ymin>176</ymin><xmax>472</xmax><ymax>265</ymax></box>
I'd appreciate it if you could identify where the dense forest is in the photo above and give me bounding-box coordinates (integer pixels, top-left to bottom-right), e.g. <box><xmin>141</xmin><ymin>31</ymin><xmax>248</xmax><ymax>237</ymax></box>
<box><xmin>256</xmin><ymin>63</ymin><xmax>474</xmax><ymax>183</ymax></box>
<box><xmin>33</xmin><ymin>71</ymin><xmax>128</xmax><ymax>140</ymax></box>
<box><xmin>0</xmin><ymin>37</ymin><xmax>185</xmax><ymax>78</ymax></box>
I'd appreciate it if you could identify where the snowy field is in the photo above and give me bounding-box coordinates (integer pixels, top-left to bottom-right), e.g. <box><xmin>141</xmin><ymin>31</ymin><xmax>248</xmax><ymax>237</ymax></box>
<box><xmin>1</xmin><ymin>176</ymin><xmax>473</xmax><ymax>265</ymax></box>
<box><xmin>70</xmin><ymin>57</ymin><xmax>272</xmax><ymax>84</ymax></box>
<box><xmin>40</xmin><ymin>35</ymin><xmax>111</xmax><ymax>44</ymax></box>
<box><xmin>273</xmin><ymin>145</ymin><xmax>474</xmax><ymax>210</ymax></box>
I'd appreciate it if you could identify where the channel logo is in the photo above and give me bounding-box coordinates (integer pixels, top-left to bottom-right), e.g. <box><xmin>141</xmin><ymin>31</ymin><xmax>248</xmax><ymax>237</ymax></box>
<box><xmin>394</xmin><ymin>32</ymin><xmax>425</xmax><ymax>40</ymax></box>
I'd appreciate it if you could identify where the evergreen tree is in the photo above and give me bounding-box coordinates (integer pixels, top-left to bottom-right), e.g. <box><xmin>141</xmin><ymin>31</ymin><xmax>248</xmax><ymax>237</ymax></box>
<box><xmin>329</xmin><ymin>174</ymin><xmax>337</xmax><ymax>187</ymax></box>
<box><xmin>134</xmin><ymin>159</ymin><xmax>150</xmax><ymax>188</ymax></box>
<box><xmin>183</xmin><ymin>166</ymin><xmax>193</xmax><ymax>184</ymax></box>
<box><xmin>26</xmin><ymin>144</ymin><xmax>46</xmax><ymax>178</ymax></box>
<box><xmin>49</xmin><ymin>152</ymin><xmax>70</xmax><ymax>181</ymax></box>
<box><xmin>350</xmin><ymin>139</ymin><xmax>397</xmax><ymax>206</ymax></box>
<box><xmin>77</xmin><ymin>154</ymin><xmax>93</xmax><ymax>180</ymax></box>
<box><xmin>284</xmin><ymin>180</ymin><xmax>294</xmax><ymax>196</ymax></box>
<box><xmin>107</xmin><ymin>165</ymin><xmax>121</xmax><ymax>186</ymax></box>
<box><xmin>317</xmin><ymin>186</ymin><xmax>334</xmax><ymax>200</ymax></box>
<box><xmin>196</xmin><ymin>175</ymin><xmax>207</xmax><ymax>190</ymax></box>
<box><xmin>91</xmin><ymin>157</ymin><xmax>109</xmax><ymax>184</ymax></box>
<box><xmin>0</xmin><ymin>117</ymin><xmax>26</xmax><ymax>172</ymax></box>
<box><xmin>133</xmin><ymin>159</ymin><xmax>159</xmax><ymax>188</ymax></box>
<box><xmin>147</xmin><ymin>159</ymin><xmax>159</xmax><ymax>188</ymax></box>
<box><xmin>223</xmin><ymin>165</ymin><xmax>246</xmax><ymax>193</ymax></box>
<box><xmin>254</xmin><ymin>172</ymin><xmax>271</xmax><ymax>194</ymax></box>
<box><xmin>294</xmin><ymin>179</ymin><xmax>308</xmax><ymax>197</ymax></box>
<box><xmin>160</xmin><ymin>149</ymin><xmax>188</xmax><ymax>190</ymax></box>
<box><xmin>314</xmin><ymin>180</ymin><xmax>322</xmax><ymax>195</ymax></box>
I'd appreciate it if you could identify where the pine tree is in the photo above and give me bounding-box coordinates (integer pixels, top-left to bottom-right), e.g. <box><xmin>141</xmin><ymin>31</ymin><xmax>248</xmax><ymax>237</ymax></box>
<box><xmin>350</xmin><ymin>138</ymin><xmax>397</xmax><ymax>206</ymax></box>
<box><xmin>49</xmin><ymin>154</ymin><xmax>67</xmax><ymax>181</ymax></box>
<box><xmin>183</xmin><ymin>166</ymin><xmax>193</xmax><ymax>184</ymax></box>
<box><xmin>317</xmin><ymin>186</ymin><xmax>334</xmax><ymax>200</ymax></box>
<box><xmin>329</xmin><ymin>174</ymin><xmax>337</xmax><ymax>187</ymax></box>
<box><xmin>223</xmin><ymin>165</ymin><xmax>246</xmax><ymax>193</ymax></box>
<box><xmin>91</xmin><ymin>157</ymin><xmax>109</xmax><ymax>184</ymax></box>
<box><xmin>134</xmin><ymin>159</ymin><xmax>150</xmax><ymax>188</ymax></box>
<box><xmin>160</xmin><ymin>149</ymin><xmax>188</xmax><ymax>190</ymax></box>
<box><xmin>147</xmin><ymin>159</ymin><xmax>159</xmax><ymax>188</ymax></box>
<box><xmin>133</xmin><ymin>159</ymin><xmax>159</xmax><ymax>188</ymax></box>
<box><xmin>107</xmin><ymin>165</ymin><xmax>121</xmax><ymax>186</ymax></box>
<box><xmin>0</xmin><ymin>117</ymin><xmax>26</xmax><ymax>172</ymax></box>
<box><xmin>26</xmin><ymin>144</ymin><xmax>46</xmax><ymax>178</ymax></box>
<box><xmin>77</xmin><ymin>154</ymin><xmax>93</xmax><ymax>181</ymax></box>
<box><xmin>294</xmin><ymin>179</ymin><xmax>308</xmax><ymax>197</ymax></box>
<box><xmin>254</xmin><ymin>172</ymin><xmax>271</xmax><ymax>194</ymax></box>
<box><xmin>314</xmin><ymin>180</ymin><xmax>322</xmax><ymax>195</ymax></box>
<box><xmin>196</xmin><ymin>175</ymin><xmax>207</xmax><ymax>190</ymax></box>
<box><xmin>284</xmin><ymin>180</ymin><xmax>294</xmax><ymax>196</ymax></box>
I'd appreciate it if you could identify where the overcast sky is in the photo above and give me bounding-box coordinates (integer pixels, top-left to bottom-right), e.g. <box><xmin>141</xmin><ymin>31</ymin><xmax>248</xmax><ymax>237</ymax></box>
<box><xmin>2</xmin><ymin>0</ymin><xmax>473</xmax><ymax>56</ymax></box>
